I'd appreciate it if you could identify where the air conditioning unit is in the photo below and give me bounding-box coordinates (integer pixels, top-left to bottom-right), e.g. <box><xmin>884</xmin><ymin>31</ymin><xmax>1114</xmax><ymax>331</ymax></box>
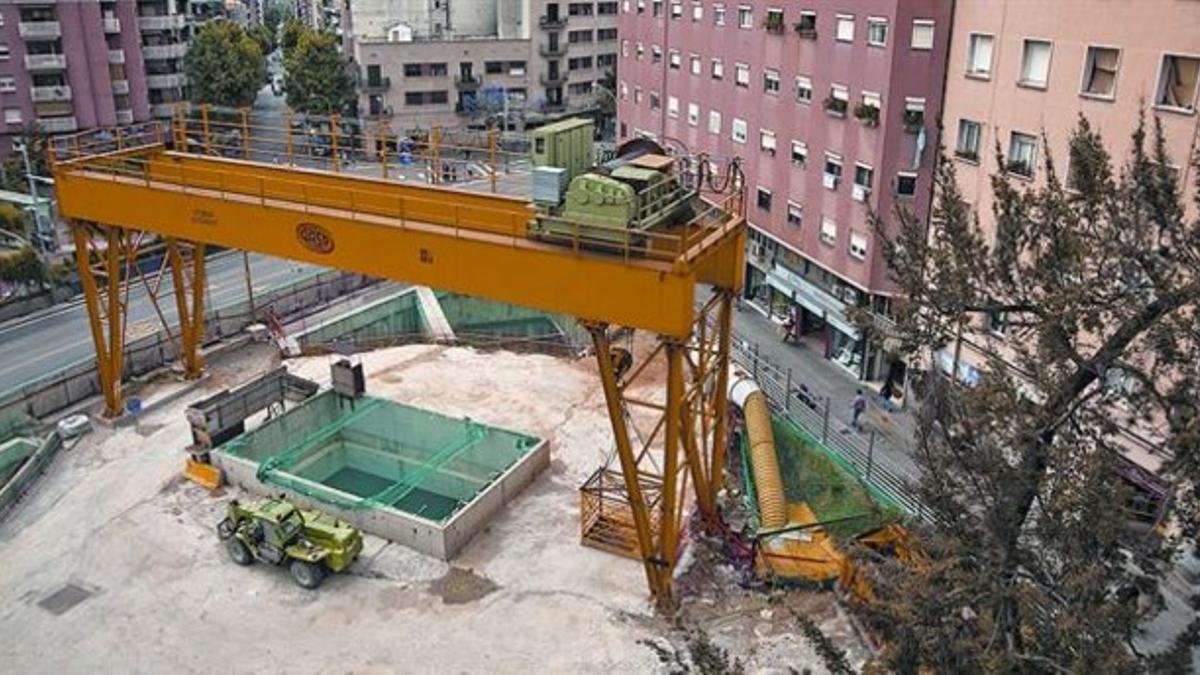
<box><xmin>823</xmin><ymin>173</ymin><xmax>839</xmax><ymax>190</ymax></box>
<box><xmin>852</xmin><ymin>184</ymin><xmax>870</xmax><ymax>202</ymax></box>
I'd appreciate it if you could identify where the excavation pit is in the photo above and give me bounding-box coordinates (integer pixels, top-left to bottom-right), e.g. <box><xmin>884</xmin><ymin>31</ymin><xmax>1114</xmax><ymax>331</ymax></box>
<box><xmin>213</xmin><ymin>389</ymin><xmax>548</xmax><ymax>559</ymax></box>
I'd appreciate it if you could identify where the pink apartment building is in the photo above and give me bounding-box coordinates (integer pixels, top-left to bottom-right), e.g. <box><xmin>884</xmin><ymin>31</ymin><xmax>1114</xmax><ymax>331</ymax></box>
<box><xmin>618</xmin><ymin>0</ymin><xmax>951</xmax><ymax>384</ymax></box>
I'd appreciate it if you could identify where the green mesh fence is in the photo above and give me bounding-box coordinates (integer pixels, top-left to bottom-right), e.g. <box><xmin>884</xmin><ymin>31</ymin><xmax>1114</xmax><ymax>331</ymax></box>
<box><xmin>219</xmin><ymin>391</ymin><xmax>541</xmax><ymax>522</ymax></box>
<box><xmin>296</xmin><ymin>291</ymin><xmax>426</xmax><ymax>349</ymax></box>
<box><xmin>435</xmin><ymin>291</ymin><xmax>590</xmax><ymax>348</ymax></box>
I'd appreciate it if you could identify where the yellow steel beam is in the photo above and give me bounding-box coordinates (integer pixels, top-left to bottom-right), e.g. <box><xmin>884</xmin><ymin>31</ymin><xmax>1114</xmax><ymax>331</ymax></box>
<box><xmin>55</xmin><ymin>154</ymin><xmax>719</xmax><ymax>338</ymax></box>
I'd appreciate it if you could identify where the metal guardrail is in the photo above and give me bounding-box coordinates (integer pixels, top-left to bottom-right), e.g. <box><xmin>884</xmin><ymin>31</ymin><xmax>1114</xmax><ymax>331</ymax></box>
<box><xmin>725</xmin><ymin>326</ymin><xmax>929</xmax><ymax>520</ymax></box>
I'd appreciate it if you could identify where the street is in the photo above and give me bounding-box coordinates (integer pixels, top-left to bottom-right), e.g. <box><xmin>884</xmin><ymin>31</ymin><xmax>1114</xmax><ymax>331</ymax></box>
<box><xmin>0</xmin><ymin>251</ymin><xmax>320</xmax><ymax>393</ymax></box>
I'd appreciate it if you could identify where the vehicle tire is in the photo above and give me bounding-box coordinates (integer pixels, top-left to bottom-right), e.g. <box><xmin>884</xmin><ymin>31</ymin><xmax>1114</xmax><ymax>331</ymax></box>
<box><xmin>225</xmin><ymin>537</ymin><xmax>253</xmax><ymax>566</ymax></box>
<box><xmin>289</xmin><ymin>560</ymin><xmax>325</xmax><ymax>589</ymax></box>
<box><xmin>216</xmin><ymin>518</ymin><xmax>235</xmax><ymax>539</ymax></box>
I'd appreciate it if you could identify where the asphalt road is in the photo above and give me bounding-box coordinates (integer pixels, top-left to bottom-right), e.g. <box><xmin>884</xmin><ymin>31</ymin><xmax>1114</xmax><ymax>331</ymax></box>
<box><xmin>0</xmin><ymin>251</ymin><xmax>321</xmax><ymax>393</ymax></box>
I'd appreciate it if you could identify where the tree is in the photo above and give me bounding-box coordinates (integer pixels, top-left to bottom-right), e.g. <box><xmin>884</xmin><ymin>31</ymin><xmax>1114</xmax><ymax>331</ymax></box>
<box><xmin>184</xmin><ymin>20</ymin><xmax>266</xmax><ymax>108</ymax></box>
<box><xmin>859</xmin><ymin>115</ymin><xmax>1200</xmax><ymax>672</ymax></box>
<box><xmin>283</xmin><ymin>30</ymin><xmax>356</xmax><ymax>117</ymax></box>
<box><xmin>280</xmin><ymin>19</ymin><xmax>306</xmax><ymax>61</ymax></box>
<box><xmin>263</xmin><ymin>0</ymin><xmax>292</xmax><ymax>35</ymax></box>
<box><xmin>249</xmin><ymin>23</ymin><xmax>276</xmax><ymax>57</ymax></box>
<box><xmin>0</xmin><ymin>246</ymin><xmax>45</xmax><ymax>289</ymax></box>
<box><xmin>0</xmin><ymin>128</ymin><xmax>49</xmax><ymax>194</ymax></box>
<box><xmin>0</xmin><ymin>204</ymin><xmax>26</xmax><ymax>236</ymax></box>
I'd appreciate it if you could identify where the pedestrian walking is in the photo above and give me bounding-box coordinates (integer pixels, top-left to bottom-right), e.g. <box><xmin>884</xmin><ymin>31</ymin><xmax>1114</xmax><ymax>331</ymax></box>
<box><xmin>851</xmin><ymin>389</ymin><xmax>867</xmax><ymax>431</ymax></box>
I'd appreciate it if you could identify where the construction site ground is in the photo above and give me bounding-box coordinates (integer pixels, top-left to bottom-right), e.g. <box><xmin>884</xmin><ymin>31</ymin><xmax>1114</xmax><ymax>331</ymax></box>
<box><xmin>0</xmin><ymin>339</ymin><xmax>869</xmax><ymax>673</ymax></box>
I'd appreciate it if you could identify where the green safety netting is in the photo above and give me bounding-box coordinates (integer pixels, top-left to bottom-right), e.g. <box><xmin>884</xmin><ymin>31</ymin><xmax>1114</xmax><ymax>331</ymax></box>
<box><xmin>220</xmin><ymin>391</ymin><xmax>540</xmax><ymax>523</ymax></box>
<box><xmin>739</xmin><ymin>414</ymin><xmax>901</xmax><ymax>541</ymax></box>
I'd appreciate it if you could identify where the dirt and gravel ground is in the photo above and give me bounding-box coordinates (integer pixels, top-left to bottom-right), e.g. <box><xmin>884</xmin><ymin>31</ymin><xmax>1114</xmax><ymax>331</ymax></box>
<box><xmin>0</xmin><ymin>341</ymin><xmax>868</xmax><ymax>673</ymax></box>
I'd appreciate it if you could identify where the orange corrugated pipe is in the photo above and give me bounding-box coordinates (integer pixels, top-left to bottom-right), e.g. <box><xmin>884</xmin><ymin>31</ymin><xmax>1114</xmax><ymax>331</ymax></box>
<box><xmin>731</xmin><ymin>372</ymin><xmax>787</xmax><ymax>530</ymax></box>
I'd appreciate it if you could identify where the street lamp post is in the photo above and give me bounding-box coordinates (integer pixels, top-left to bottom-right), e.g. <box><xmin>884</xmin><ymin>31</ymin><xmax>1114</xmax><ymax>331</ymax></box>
<box><xmin>12</xmin><ymin>139</ymin><xmax>48</xmax><ymax>250</ymax></box>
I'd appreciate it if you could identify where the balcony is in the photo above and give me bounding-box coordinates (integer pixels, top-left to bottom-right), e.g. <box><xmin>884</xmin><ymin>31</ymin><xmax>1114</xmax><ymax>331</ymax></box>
<box><xmin>39</xmin><ymin>116</ymin><xmax>78</xmax><ymax>134</ymax></box>
<box><xmin>112</xmin><ymin>79</ymin><xmax>130</xmax><ymax>95</ymax></box>
<box><xmin>362</xmin><ymin>77</ymin><xmax>390</xmax><ymax>93</ymax></box>
<box><xmin>30</xmin><ymin>84</ymin><xmax>72</xmax><ymax>102</ymax></box>
<box><xmin>146</xmin><ymin>72</ymin><xmax>187</xmax><ymax>89</ymax></box>
<box><xmin>117</xmin><ymin>109</ymin><xmax>134</xmax><ymax>125</ymax></box>
<box><xmin>103</xmin><ymin>17</ymin><xmax>121</xmax><ymax>33</ymax></box>
<box><xmin>18</xmin><ymin>21</ymin><xmax>62</xmax><ymax>40</ymax></box>
<box><xmin>538</xmin><ymin>15</ymin><xmax>568</xmax><ymax>29</ymax></box>
<box><xmin>109</xmin><ymin>49</ymin><xmax>126</xmax><ymax>64</ymax></box>
<box><xmin>539</xmin><ymin>43</ymin><xmax>566</xmax><ymax>57</ymax></box>
<box><xmin>24</xmin><ymin>54</ymin><xmax>67</xmax><ymax>71</ymax></box>
<box><xmin>454</xmin><ymin>75</ymin><xmax>480</xmax><ymax>91</ymax></box>
<box><xmin>150</xmin><ymin>102</ymin><xmax>179</xmax><ymax>117</ymax></box>
<box><xmin>143</xmin><ymin>43</ymin><xmax>188</xmax><ymax>60</ymax></box>
<box><xmin>543</xmin><ymin>100</ymin><xmax>568</xmax><ymax>113</ymax></box>
<box><xmin>138</xmin><ymin>14</ymin><xmax>187</xmax><ymax>31</ymax></box>
<box><xmin>540</xmin><ymin>73</ymin><xmax>569</xmax><ymax>87</ymax></box>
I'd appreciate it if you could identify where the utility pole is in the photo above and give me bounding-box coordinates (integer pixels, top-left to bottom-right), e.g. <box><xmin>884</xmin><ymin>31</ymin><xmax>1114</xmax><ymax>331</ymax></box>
<box><xmin>13</xmin><ymin>139</ymin><xmax>49</xmax><ymax>251</ymax></box>
<box><xmin>242</xmin><ymin>251</ymin><xmax>255</xmax><ymax>314</ymax></box>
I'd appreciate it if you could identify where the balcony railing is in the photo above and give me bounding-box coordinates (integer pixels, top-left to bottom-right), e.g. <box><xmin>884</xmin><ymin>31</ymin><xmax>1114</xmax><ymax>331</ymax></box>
<box><xmin>539</xmin><ymin>43</ymin><xmax>566</xmax><ymax>57</ymax></box>
<box><xmin>109</xmin><ymin>49</ymin><xmax>126</xmax><ymax>64</ymax></box>
<box><xmin>39</xmin><ymin>116</ymin><xmax>78</xmax><ymax>134</ymax></box>
<box><xmin>540</xmin><ymin>73</ymin><xmax>569</xmax><ymax>87</ymax></box>
<box><xmin>143</xmin><ymin>43</ymin><xmax>187</xmax><ymax>60</ymax></box>
<box><xmin>538</xmin><ymin>15</ymin><xmax>568</xmax><ymax>29</ymax></box>
<box><xmin>146</xmin><ymin>73</ymin><xmax>187</xmax><ymax>89</ymax></box>
<box><xmin>117</xmin><ymin>109</ymin><xmax>135</xmax><ymax>125</ymax></box>
<box><xmin>24</xmin><ymin>54</ymin><xmax>67</xmax><ymax>70</ymax></box>
<box><xmin>112</xmin><ymin>79</ymin><xmax>131</xmax><ymax>95</ymax></box>
<box><xmin>150</xmin><ymin>102</ymin><xmax>180</xmax><ymax>118</ymax></box>
<box><xmin>454</xmin><ymin>75</ymin><xmax>480</xmax><ymax>90</ymax></box>
<box><xmin>362</xmin><ymin>77</ymin><xmax>390</xmax><ymax>92</ymax></box>
<box><xmin>18</xmin><ymin>21</ymin><xmax>62</xmax><ymax>39</ymax></box>
<box><xmin>103</xmin><ymin>17</ymin><xmax>121</xmax><ymax>33</ymax></box>
<box><xmin>31</xmin><ymin>85</ymin><xmax>72</xmax><ymax>102</ymax></box>
<box><xmin>138</xmin><ymin>14</ymin><xmax>187</xmax><ymax>31</ymax></box>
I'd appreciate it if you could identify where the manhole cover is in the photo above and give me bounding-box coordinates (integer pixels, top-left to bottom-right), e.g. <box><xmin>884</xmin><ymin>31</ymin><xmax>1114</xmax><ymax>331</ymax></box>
<box><xmin>37</xmin><ymin>583</ymin><xmax>93</xmax><ymax>615</ymax></box>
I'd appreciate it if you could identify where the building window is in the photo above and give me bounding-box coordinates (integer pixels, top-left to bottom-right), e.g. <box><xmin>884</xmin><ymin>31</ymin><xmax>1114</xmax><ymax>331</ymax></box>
<box><xmin>669</xmin><ymin>49</ymin><xmax>681</xmax><ymax>69</ymax></box>
<box><xmin>760</xmin><ymin>129</ymin><xmax>777</xmax><ymax>155</ymax></box>
<box><xmin>1019</xmin><ymin>39</ymin><xmax>1052</xmax><ymax>88</ymax></box>
<box><xmin>955</xmin><ymin>119</ymin><xmax>981</xmax><ymax>161</ymax></box>
<box><xmin>650</xmin><ymin>91</ymin><xmax>660</xmax><ymax>109</ymax></box>
<box><xmin>0</xmin><ymin>77</ymin><xmax>14</xmax><ymax>93</ymax></box>
<box><xmin>835</xmin><ymin>14</ymin><xmax>854</xmax><ymax>42</ymax></box>
<box><xmin>652</xmin><ymin>45</ymin><xmax>662</xmax><ymax>63</ymax></box>
<box><xmin>1081</xmin><ymin>46</ymin><xmax>1120</xmax><ymax>99</ymax></box>
<box><xmin>795</xmin><ymin>11</ymin><xmax>816</xmax><ymax>38</ymax></box>
<box><xmin>1155</xmin><ymin>54</ymin><xmax>1199</xmax><ymax>112</ymax></box>
<box><xmin>904</xmin><ymin>97</ymin><xmax>926</xmax><ymax>130</ymax></box>
<box><xmin>866</xmin><ymin>17</ymin><xmax>887</xmax><ymax>46</ymax></box>
<box><xmin>690</xmin><ymin>54</ymin><xmax>701</xmax><ymax>75</ymax></box>
<box><xmin>763</xmin><ymin>68</ymin><xmax>780</xmax><ymax>94</ymax></box>
<box><xmin>820</xmin><ymin>217</ymin><xmax>837</xmax><ymax>245</ymax></box>
<box><xmin>790</xmin><ymin>140</ymin><xmax>807</xmax><ymax>166</ymax></box>
<box><xmin>599</xmin><ymin>1</ymin><xmax>619</xmax><ymax>14</ymax></box>
<box><xmin>732</xmin><ymin>117</ymin><xmax>747</xmax><ymax>143</ymax></box>
<box><xmin>633</xmin><ymin>87</ymin><xmax>643</xmax><ymax>103</ymax></box>
<box><xmin>569</xmin><ymin>3</ymin><xmax>594</xmax><ymax>16</ymax></box>
<box><xmin>823</xmin><ymin>153</ymin><xmax>842</xmax><ymax>189</ymax></box>
<box><xmin>713</xmin><ymin>3</ymin><xmax>725</xmax><ymax>25</ymax></box>
<box><xmin>911</xmin><ymin>19</ymin><xmax>934</xmax><ymax>50</ymax></box>
<box><xmin>735</xmin><ymin>63</ymin><xmax>750</xmax><ymax>87</ymax></box>
<box><xmin>671</xmin><ymin>1</ymin><xmax>683</xmax><ymax>18</ymax></box>
<box><xmin>0</xmin><ymin>44</ymin><xmax>8</xmax><ymax>61</ymax></box>
<box><xmin>597</xmin><ymin>28</ymin><xmax>618</xmax><ymax>41</ymax></box>
<box><xmin>795</xmin><ymin>75</ymin><xmax>812</xmax><ymax>103</ymax></box>
<box><xmin>652</xmin><ymin>0</ymin><xmax>662</xmax><ymax>17</ymax></box>
<box><xmin>708</xmin><ymin>109</ymin><xmax>721</xmax><ymax>134</ymax></box>
<box><xmin>853</xmin><ymin>164</ymin><xmax>874</xmax><ymax>202</ymax></box>
<box><xmin>620</xmin><ymin>81</ymin><xmax>628</xmax><ymax>99</ymax></box>
<box><xmin>598</xmin><ymin>53</ymin><xmax>617</xmax><ymax>67</ymax></box>
<box><xmin>711</xmin><ymin>58</ymin><xmax>724</xmax><ymax>79</ymax></box>
<box><xmin>637</xmin><ymin>0</ymin><xmax>645</xmax><ymax>13</ymax></box>
<box><xmin>667</xmin><ymin>95</ymin><xmax>679</xmax><ymax>117</ymax></box>
<box><xmin>636</xmin><ymin>42</ymin><xmax>644</xmax><ymax>60</ymax></box>
<box><xmin>3</xmin><ymin>109</ymin><xmax>21</xmax><ymax>124</ymax></box>
<box><xmin>826</xmin><ymin>84</ymin><xmax>849</xmax><ymax>116</ymax></box>
<box><xmin>737</xmin><ymin>5</ymin><xmax>752</xmax><ymax>28</ymax></box>
<box><xmin>756</xmin><ymin>186</ymin><xmax>772</xmax><ymax>211</ymax></box>
<box><xmin>687</xmin><ymin>102</ymin><xmax>699</xmax><ymax>125</ymax></box>
<box><xmin>1007</xmin><ymin>132</ymin><xmax>1037</xmax><ymax>177</ymax></box>
<box><xmin>692</xmin><ymin>1</ymin><xmax>703</xmax><ymax>22</ymax></box>
<box><xmin>764</xmin><ymin>7</ymin><xmax>784</xmax><ymax>33</ymax></box>
<box><xmin>786</xmin><ymin>202</ymin><xmax>802</xmax><ymax>226</ymax></box>
<box><xmin>966</xmin><ymin>33</ymin><xmax>994</xmax><ymax>78</ymax></box>
<box><xmin>404</xmin><ymin>90</ymin><xmax>449</xmax><ymax>105</ymax></box>
<box><xmin>849</xmin><ymin>232</ymin><xmax>868</xmax><ymax>260</ymax></box>
<box><xmin>895</xmin><ymin>171</ymin><xmax>918</xmax><ymax>196</ymax></box>
<box><xmin>856</xmin><ymin>91</ymin><xmax>881</xmax><ymax>125</ymax></box>
<box><xmin>569</xmin><ymin>29</ymin><xmax>594</xmax><ymax>43</ymax></box>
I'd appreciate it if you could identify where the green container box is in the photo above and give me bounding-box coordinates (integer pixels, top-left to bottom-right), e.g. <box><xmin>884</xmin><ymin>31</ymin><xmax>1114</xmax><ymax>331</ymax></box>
<box><xmin>530</xmin><ymin>118</ymin><xmax>594</xmax><ymax>184</ymax></box>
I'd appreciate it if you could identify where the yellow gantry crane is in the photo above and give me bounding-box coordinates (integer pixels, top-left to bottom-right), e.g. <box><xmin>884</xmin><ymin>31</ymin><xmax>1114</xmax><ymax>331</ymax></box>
<box><xmin>47</xmin><ymin>110</ymin><xmax>746</xmax><ymax>605</ymax></box>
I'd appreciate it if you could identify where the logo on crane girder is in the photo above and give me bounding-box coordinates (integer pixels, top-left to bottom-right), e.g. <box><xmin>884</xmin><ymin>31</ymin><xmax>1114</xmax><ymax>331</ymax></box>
<box><xmin>296</xmin><ymin>222</ymin><xmax>334</xmax><ymax>254</ymax></box>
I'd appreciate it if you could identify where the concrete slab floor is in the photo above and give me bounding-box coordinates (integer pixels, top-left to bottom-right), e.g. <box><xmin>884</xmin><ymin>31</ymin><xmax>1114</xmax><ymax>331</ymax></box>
<box><xmin>0</xmin><ymin>340</ymin><xmax>867</xmax><ymax>673</ymax></box>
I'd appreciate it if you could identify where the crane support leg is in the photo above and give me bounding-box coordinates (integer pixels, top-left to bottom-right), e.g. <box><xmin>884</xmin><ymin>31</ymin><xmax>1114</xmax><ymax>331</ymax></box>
<box><xmin>165</xmin><ymin>239</ymin><xmax>207</xmax><ymax>379</ymax></box>
<box><xmin>71</xmin><ymin>221</ymin><xmax>129</xmax><ymax>418</ymax></box>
